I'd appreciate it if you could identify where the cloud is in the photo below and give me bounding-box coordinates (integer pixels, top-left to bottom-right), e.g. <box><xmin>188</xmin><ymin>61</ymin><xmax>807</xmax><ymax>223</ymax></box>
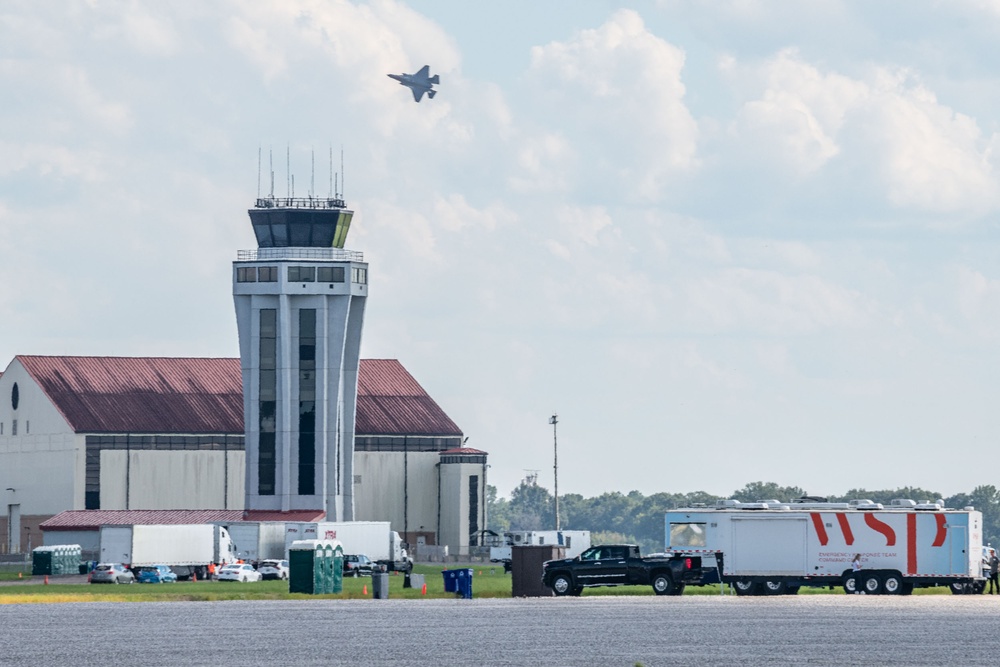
<box><xmin>526</xmin><ymin>9</ymin><xmax>699</xmax><ymax>200</ymax></box>
<box><xmin>726</xmin><ymin>49</ymin><xmax>1000</xmax><ymax>214</ymax></box>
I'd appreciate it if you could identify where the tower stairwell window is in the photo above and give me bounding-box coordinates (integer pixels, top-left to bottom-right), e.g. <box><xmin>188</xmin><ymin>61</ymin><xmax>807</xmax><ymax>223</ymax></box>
<box><xmin>298</xmin><ymin>308</ymin><xmax>317</xmax><ymax>495</ymax></box>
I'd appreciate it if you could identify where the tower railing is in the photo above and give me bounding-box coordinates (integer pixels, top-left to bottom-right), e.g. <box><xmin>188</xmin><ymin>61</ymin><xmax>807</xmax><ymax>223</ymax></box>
<box><xmin>254</xmin><ymin>197</ymin><xmax>347</xmax><ymax>210</ymax></box>
<box><xmin>237</xmin><ymin>248</ymin><xmax>364</xmax><ymax>262</ymax></box>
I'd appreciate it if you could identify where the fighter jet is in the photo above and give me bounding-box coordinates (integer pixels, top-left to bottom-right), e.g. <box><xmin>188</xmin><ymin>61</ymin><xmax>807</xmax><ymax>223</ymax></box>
<box><xmin>387</xmin><ymin>65</ymin><xmax>440</xmax><ymax>102</ymax></box>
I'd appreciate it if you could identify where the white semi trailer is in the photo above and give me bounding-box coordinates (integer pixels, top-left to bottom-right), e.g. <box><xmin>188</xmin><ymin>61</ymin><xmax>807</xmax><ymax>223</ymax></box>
<box><xmin>665</xmin><ymin>498</ymin><xmax>986</xmax><ymax>595</ymax></box>
<box><xmin>100</xmin><ymin>524</ymin><xmax>238</xmax><ymax>581</ymax></box>
<box><xmin>284</xmin><ymin>521</ymin><xmax>412</xmax><ymax>572</ymax></box>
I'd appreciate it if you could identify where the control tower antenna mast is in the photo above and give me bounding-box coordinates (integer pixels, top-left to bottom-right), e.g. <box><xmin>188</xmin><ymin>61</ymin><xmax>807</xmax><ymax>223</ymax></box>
<box><xmin>269</xmin><ymin>148</ymin><xmax>274</xmax><ymax>199</ymax></box>
<box><xmin>257</xmin><ymin>146</ymin><xmax>261</xmax><ymax>199</ymax></box>
<box><xmin>329</xmin><ymin>144</ymin><xmax>333</xmax><ymax>198</ymax></box>
<box><xmin>341</xmin><ymin>146</ymin><xmax>345</xmax><ymax>200</ymax></box>
<box><xmin>310</xmin><ymin>147</ymin><xmax>315</xmax><ymax>200</ymax></box>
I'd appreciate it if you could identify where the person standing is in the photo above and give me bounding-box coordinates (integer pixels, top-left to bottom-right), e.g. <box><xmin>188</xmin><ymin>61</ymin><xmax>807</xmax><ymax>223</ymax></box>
<box><xmin>989</xmin><ymin>552</ymin><xmax>999</xmax><ymax>594</ymax></box>
<box><xmin>852</xmin><ymin>554</ymin><xmax>863</xmax><ymax>594</ymax></box>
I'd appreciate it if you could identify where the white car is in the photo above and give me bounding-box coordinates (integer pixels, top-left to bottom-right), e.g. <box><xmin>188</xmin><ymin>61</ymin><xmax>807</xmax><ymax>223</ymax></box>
<box><xmin>258</xmin><ymin>559</ymin><xmax>289</xmax><ymax>581</ymax></box>
<box><xmin>217</xmin><ymin>563</ymin><xmax>262</xmax><ymax>582</ymax></box>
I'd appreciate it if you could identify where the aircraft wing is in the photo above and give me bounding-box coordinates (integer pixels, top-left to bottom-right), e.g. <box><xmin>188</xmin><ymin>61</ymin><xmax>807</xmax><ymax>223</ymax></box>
<box><xmin>415</xmin><ymin>65</ymin><xmax>430</xmax><ymax>80</ymax></box>
<box><xmin>411</xmin><ymin>87</ymin><xmax>425</xmax><ymax>102</ymax></box>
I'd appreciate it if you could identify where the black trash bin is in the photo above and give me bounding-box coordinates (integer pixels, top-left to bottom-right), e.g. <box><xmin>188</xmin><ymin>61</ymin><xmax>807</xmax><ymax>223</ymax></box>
<box><xmin>371</xmin><ymin>572</ymin><xmax>390</xmax><ymax>599</ymax></box>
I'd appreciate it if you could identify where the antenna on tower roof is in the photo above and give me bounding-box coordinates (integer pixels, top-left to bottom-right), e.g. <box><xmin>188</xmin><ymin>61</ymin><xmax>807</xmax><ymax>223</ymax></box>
<box><xmin>269</xmin><ymin>148</ymin><xmax>274</xmax><ymax>198</ymax></box>
<box><xmin>310</xmin><ymin>148</ymin><xmax>315</xmax><ymax>200</ymax></box>
<box><xmin>286</xmin><ymin>145</ymin><xmax>290</xmax><ymax>198</ymax></box>
<box><xmin>329</xmin><ymin>144</ymin><xmax>334</xmax><ymax>199</ymax></box>
<box><xmin>257</xmin><ymin>146</ymin><xmax>261</xmax><ymax>199</ymax></box>
<box><xmin>341</xmin><ymin>146</ymin><xmax>345</xmax><ymax>200</ymax></box>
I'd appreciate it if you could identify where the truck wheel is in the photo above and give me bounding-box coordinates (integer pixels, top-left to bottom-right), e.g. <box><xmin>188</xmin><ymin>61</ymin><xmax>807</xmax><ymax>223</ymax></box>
<box><xmin>734</xmin><ymin>580</ymin><xmax>760</xmax><ymax>596</ymax></box>
<box><xmin>670</xmin><ymin>584</ymin><xmax>685</xmax><ymax>596</ymax></box>
<box><xmin>883</xmin><ymin>573</ymin><xmax>903</xmax><ymax>595</ymax></box>
<box><xmin>763</xmin><ymin>581</ymin><xmax>786</xmax><ymax>595</ymax></box>
<box><xmin>785</xmin><ymin>586</ymin><xmax>800</xmax><ymax>595</ymax></box>
<box><xmin>862</xmin><ymin>573</ymin><xmax>882</xmax><ymax>595</ymax></box>
<box><xmin>652</xmin><ymin>573</ymin><xmax>675</xmax><ymax>596</ymax></box>
<box><xmin>949</xmin><ymin>582</ymin><xmax>967</xmax><ymax>595</ymax></box>
<box><xmin>973</xmin><ymin>581</ymin><xmax>986</xmax><ymax>594</ymax></box>
<box><xmin>900</xmin><ymin>583</ymin><xmax>913</xmax><ymax>595</ymax></box>
<box><xmin>552</xmin><ymin>574</ymin><xmax>574</xmax><ymax>596</ymax></box>
<box><xmin>571</xmin><ymin>586</ymin><xmax>584</xmax><ymax>596</ymax></box>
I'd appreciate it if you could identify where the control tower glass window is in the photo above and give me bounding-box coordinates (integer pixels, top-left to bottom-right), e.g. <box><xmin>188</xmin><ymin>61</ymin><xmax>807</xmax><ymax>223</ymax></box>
<box><xmin>258</xmin><ymin>308</ymin><xmax>277</xmax><ymax>496</ymax></box>
<box><xmin>317</xmin><ymin>266</ymin><xmax>345</xmax><ymax>283</ymax></box>
<box><xmin>298</xmin><ymin>309</ymin><xmax>316</xmax><ymax>496</ymax></box>
<box><xmin>288</xmin><ymin>266</ymin><xmax>316</xmax><ymax>282</ymax></box>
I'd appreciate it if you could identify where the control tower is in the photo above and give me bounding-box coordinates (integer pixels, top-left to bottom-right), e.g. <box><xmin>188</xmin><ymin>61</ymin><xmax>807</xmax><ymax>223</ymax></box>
<box><xmin>233</xmin><ymin>194</ymin><xmax>367</xmax><ymax>521</ymax></box>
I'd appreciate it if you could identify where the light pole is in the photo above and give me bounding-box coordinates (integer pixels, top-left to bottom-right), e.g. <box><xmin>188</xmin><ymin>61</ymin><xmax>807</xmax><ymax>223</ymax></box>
<box><xmin>549</xmin><ymin>414</ymin><xmax>559</xmax><ymax>531</ymax></box>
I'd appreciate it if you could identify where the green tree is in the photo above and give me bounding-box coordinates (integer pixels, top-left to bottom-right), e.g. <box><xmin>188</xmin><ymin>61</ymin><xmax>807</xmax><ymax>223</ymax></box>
<box><xmin>730</xmin><ymin>481</ymin><xmax>806</xmax><ymax>503</ymax></box>
<box><xmin>507</xmin><ymin>475</ymin><xmax>554</xmax><ymax>530</ymax></box>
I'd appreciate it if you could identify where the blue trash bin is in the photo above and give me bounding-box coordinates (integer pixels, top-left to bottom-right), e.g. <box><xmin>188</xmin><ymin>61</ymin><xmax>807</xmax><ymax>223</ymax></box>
<box><xmin>454</xmin><ymin>568</ymin><xmax>473</xmax><ymax>599</ymax></box>
<box><xmin>442</xmin><ymin>569</ymin><xmax>459</xmax><ymax>592</ymax></box>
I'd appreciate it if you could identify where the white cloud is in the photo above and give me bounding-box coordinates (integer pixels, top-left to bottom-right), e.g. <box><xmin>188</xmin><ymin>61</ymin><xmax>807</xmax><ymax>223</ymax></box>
<box><xmin>526</xmin><ymin>9</ymin><xmax>698</xmax><ymax>200</ymax></box>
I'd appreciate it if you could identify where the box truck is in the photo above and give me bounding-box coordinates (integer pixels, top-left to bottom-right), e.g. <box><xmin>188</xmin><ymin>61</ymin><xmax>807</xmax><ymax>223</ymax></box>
<box><xmin>226</xmin><ymin>522</ymin><xmax>287</xmax><ymax>563</ymax></box>
<box><xmin>284</xmin><ymin>521</ymin><xmax>412</xmax><ymax>572</ymax></box>
<box><xmin>100</xmin><ymin>524</ymin><xmax>238</xmax><ymax>581</ymax></box>
<box><xmin>665</xmin><ymin>498</ymin><xmax>985</xmax><ymax>595</ymax></box>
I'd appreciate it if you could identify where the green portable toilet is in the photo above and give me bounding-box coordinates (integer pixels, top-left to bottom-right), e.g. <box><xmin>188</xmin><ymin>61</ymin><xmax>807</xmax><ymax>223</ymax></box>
<box><xmin>289</xmin><ymin>540</ymin><xmax>322</xmax><ymax>594</ymax></box>
<box><xmin>32</xmin><ymin>546</ymin><xmax>54</xmax><ymax>576</ymax></box>
<box><xmin>330</xmin><ymin>541</ymin><xmax>343</xmax><ymax>594</ymax></box>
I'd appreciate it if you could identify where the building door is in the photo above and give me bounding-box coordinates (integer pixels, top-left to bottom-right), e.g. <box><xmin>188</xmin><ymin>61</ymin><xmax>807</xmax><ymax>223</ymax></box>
<box><xmin>7</xmin><ymin>504</ymin><xmax>20</xmax><ymax>554</ymax></box>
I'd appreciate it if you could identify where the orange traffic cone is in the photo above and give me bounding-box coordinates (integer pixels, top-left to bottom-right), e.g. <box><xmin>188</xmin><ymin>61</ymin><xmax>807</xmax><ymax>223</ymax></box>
<box><xmin>479</xmin><ymin>570</ymin><xmax>482</xmax><ymax>575</ymax></box>
<box><xmin>421</xmin><ymin>582</ymin><xmax>427</xmax><ymax>595</ymax></box>
<box><xmin>18</xmin><ymin>572</ymin><xmax>22</xmax><ymax>579</ymax></box>
<box><xmin>192</xmin><ymin>572</ymin><xmax>197</xmax><ymax>582</ymax></box>
<box><xmin>44</xmin><ymin>576</ymin><xmax>49</xmax><ymax>585</ymax></box>
<box><xmin>363</xmin><ymin>584</ymin><xmax>368</xmax><ymax>595</ymax></box>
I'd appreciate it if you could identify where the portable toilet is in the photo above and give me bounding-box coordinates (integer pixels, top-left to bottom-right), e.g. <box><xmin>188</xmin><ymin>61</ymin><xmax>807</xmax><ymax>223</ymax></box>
<box><xmin>289</xmin><ymin>539</ymin><xmax>341</xmax><ymax>594</ymax></box>
<box><xmin>32</xmin><ymin>546</ymin><xmax>54</xmax><ymax>576</ymax></box>
<box><xmin>330</xmin><ymin>542</ymin><xmax>343</xmax><ymax>593</ymax></box>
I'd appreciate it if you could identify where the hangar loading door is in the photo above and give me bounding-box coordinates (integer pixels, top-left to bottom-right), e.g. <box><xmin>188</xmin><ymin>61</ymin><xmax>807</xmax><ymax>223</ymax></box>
<box><xmin>731</xmin><ymin>518</ymin><xmax>808</xmax><ymax>575</ymax></box>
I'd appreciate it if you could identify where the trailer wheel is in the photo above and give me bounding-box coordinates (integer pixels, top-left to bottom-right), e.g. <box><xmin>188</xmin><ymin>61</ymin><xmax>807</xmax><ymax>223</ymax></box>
<box><xmin>950</xmin><ymin>582</ymin><xmax>968</xmax><ymax>595</ymax></box>
<box><xmin>763</xmin><ymin>580</ymin><xmax>786</xmax><ymax>595</ymax></box>
<box><xmin>843</xmin><ymin>574</ymin><xmax>859</xmax><ymax>594</ymax></box>
<box><xmin>862</xmin><ymin>573</ymin><xmax>882</xmax><ymax>595</ymax></box>
<box><xmin>734</xmin><ymin>580</ymin><xmax>760</xmax><ymax>596</ymax></box>
<box><xmin>900</xmin><ymin>583</ymin><xmax>913</xmax><ymax>595</ymax></box>
<box><xmin>652</xmin><ymin>573</ymin><xmax>675</xmax><ymax>596</ymax></box>
<box><xmin>973</xmin><ymin>581</ymin><xmax>986</xmax><ymax>594</ymax></box>
<box><xmin>552</xmin><ymin>574</ymin><xmax>574</xmax><ymax>596</ymax></box>
<box><xmin>883</xmin><ymin>573</ymin><xmax>903</xmax><ymax>595</ymax></box>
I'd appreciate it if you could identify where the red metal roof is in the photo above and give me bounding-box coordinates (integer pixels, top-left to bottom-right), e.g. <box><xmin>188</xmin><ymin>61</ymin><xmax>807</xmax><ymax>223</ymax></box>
<box><xmin>439</xmin><ymin>447</ymin><xmax>488</xmax><ymax>455</ymax></box>
<box><xmin>18</xmin><ymin>356</ymin><xmax>243</xmax><ymax>434</ymax></box>
<box><xmin>40</xmin><ymin>509</ymin><xmax>326</xmax><ymax>531</ymax></box>
<box><xmin>16</xmin><ymin>356</ymin><xmax>462</xmax><ymax>437</ymax></box>
<box><xmin>356</xmin><ymin>359</ymin><xmax>462</xmax><ymax>436</ymax></box>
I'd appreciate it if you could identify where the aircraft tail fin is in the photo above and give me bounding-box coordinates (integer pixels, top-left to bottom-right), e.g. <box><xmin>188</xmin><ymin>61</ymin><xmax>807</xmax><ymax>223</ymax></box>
<box><xmin>429</xmin><ymin>75</ymin><xmax>440</xmax><ymax>85</ymax></box>
<box><xmin>427</xmin><ymin>89</ymin><xmax>437</xmax><ymax>99</ymax></box>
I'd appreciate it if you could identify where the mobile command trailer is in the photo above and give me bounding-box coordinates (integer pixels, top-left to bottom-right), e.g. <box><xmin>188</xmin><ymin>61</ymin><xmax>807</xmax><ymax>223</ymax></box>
<box><xmin>100</xmin><ymin>524</ymin><xmax>238</xmax><ymax>580</ymax></box>
<box><xmin>665</xmin><ymin>499</ymin><xmax>985</xmax><ymax>596</ymax></box>
<box><xmin>284</xmin><ymin>522</ymin><xmax>412</xmax><ymax>572</ymax></box>
<box><xmin>226</xmin><ymin>522</ymin><xmax>287</xmax><ymax>563</ymax></box>
<box><xmin>489</xmin><ymin>530</ymin><xmax>591</xmax><ymax>571</ymax></box>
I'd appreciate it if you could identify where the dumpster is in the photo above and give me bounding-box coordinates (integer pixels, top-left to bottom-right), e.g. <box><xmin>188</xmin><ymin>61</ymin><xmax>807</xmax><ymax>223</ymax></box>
<box><xmin>511</xmin><ymin>545</ymin><xmax>566</xmax><ymax>597</ymax></box>
<box><xmin>371</xmin><ymin>572</ymin><xmax>390</xmax><ymax>599</ymax></box>
<box><xmin>443</xmin><ymin>568</ymin><xmax>473</xmax><ymax>599</ymax></box>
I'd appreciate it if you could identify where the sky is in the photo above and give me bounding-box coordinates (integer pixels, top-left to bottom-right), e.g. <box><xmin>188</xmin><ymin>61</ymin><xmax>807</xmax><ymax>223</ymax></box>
<box><xmin>4</xmin><ymin>1</ymin><xmax>1000</xmax><ymax>500</ymax></box>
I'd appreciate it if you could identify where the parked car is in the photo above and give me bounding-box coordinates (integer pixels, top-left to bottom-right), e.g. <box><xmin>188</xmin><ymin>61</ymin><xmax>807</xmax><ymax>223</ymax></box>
<box><xmin>90</xmin><ymin>563</ymin><xmax>135</xmax><ymax>584</ymax></box>
<box><xmin>343</xmin><ymin>554</ymin><xmax>374</xmax><ymax>577</ymax></box>
<box><xmin>217</xmin><ymin>563</ymin><xmax>262</xmax><ymax>582</ymax></box>
<box><xmin>258</xmin><ymin>559</ymin><xmax>289</xmax><ymax>581</ymax></box>
<box><xmin>136</xmin><ymin>565</ymin><xmax>177</xmax><ymax>584</ymax></box>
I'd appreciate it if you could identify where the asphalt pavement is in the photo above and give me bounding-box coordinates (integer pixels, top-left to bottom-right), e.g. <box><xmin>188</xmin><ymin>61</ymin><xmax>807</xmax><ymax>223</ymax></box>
<box><xmin>1</xmin><ymin>594</ymin><xmax>999</xmax><ymax>665</ymax></box>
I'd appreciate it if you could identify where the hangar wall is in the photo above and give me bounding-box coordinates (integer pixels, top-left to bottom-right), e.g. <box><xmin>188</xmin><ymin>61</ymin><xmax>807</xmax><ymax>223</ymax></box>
<box><xmin>100</xmin><ymin>450</ymin><xmax>246</xmax><ymax>510</ymax></box>
<box><xmin>353</xmin><ymin>451</ymin><xmax>440</xmax><ymax>545</ymax></box>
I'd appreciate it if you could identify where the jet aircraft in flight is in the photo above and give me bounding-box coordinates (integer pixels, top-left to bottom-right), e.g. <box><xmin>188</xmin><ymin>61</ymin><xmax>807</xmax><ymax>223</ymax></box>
<box><xmin>387</xmin><ymin>65</ymin><xmax>439</xmax><ymax>102</ymax></box>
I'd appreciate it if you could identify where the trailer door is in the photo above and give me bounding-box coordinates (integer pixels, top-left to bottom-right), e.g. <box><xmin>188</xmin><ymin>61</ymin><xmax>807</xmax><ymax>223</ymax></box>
<box><xmin>731</xmin><ymin>518</ymin><xmax>808</xmax><ymax>575</ymax></box>
<box><xmin>949</xmin><ymin>525</ymin><xmax>967</xmax><ymax>575</ymax></box>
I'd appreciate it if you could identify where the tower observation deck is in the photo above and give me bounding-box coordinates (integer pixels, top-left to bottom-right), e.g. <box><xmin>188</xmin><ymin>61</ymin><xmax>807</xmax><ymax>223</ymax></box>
<box><xmin>233</xmin><ymin>195</ymin><xmax>368</xmax><ymax>521</ymax></box>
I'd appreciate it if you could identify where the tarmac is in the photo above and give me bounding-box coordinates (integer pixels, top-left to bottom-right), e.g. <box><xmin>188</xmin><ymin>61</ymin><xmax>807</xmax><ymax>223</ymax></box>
<box><xmin>1</xmin><ymin>594</ymin><xmax>999</xmax><ymax>665</ymax></box>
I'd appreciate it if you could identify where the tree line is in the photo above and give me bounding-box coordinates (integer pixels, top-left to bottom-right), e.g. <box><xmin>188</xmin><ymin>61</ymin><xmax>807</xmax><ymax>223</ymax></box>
<box><xmin>487</xmin><ymin>478</ymin><xmax>1000</xmax><ymax>555</ymax></box>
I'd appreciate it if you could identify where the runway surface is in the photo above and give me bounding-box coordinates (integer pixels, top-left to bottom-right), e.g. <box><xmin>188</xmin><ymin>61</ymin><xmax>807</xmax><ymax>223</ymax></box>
<box><xmin>1</xmin><ymin>594</ymin><xmax>996</xmax><ymax>665</ymax></box>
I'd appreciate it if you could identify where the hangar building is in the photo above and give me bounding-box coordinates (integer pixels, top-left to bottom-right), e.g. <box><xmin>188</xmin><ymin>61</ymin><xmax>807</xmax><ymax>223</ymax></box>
<box><xmin>0</xmin><ymin>355</ymin><xmax>488</xmax><ymax>556</ymax></box>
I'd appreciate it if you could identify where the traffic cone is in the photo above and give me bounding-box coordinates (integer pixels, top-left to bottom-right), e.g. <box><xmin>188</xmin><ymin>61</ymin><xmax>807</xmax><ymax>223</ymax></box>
<box><xmin>44</xmin><ymin>576</ymin><xmax>49</xmax><ymax>585</ymax></box>
<box><xmin>192</xmin><ymin>572</ymin><xmax>197</xmax><ymax>582</ymax></box>
<box><xmin>421</xmin><ymin>582</ymin><xmax>427</xmax><ymax>595</ymax></box>
<box><xmin>479</xmin><ymin>570</ymin><xmax>482</xmax><ymax>575</ymax></box>
<box><xmin>18</xmin><ymin>572</ymin><xmax>22</xmax><ymax>579</ymax></box>
<box><xmin>363</xmin><ymin>584</ymin><xmax>368</xmax><ymax>595</ymax></box>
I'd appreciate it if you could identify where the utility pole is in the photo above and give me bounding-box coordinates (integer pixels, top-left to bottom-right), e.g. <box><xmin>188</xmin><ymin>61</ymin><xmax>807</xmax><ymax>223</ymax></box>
<box><xmin>549</xmin><ymin>413</ymin><xmax>560</xmax><ymax>531</ymax></box>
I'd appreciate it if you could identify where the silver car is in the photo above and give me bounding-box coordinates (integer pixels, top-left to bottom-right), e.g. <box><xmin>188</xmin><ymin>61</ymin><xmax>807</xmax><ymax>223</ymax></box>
<box><xmin>90</xmin><ymin>563</ymin><xmax>135</xmax><ymax>584</ymax></box>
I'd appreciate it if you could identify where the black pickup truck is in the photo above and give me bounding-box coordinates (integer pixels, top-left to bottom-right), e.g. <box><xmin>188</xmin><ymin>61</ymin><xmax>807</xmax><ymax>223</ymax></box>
<box><xmin>541</xmin><ymin>544</ymin><xmax>702</xmax><ymax>596</ymax></box>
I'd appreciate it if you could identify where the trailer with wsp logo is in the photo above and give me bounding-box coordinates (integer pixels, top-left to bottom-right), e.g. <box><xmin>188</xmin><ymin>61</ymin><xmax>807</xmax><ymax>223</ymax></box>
<box><xmin>665</xmin><ymin>498</ymin><xmax>985</xmax><ymax>595</ymax></box>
